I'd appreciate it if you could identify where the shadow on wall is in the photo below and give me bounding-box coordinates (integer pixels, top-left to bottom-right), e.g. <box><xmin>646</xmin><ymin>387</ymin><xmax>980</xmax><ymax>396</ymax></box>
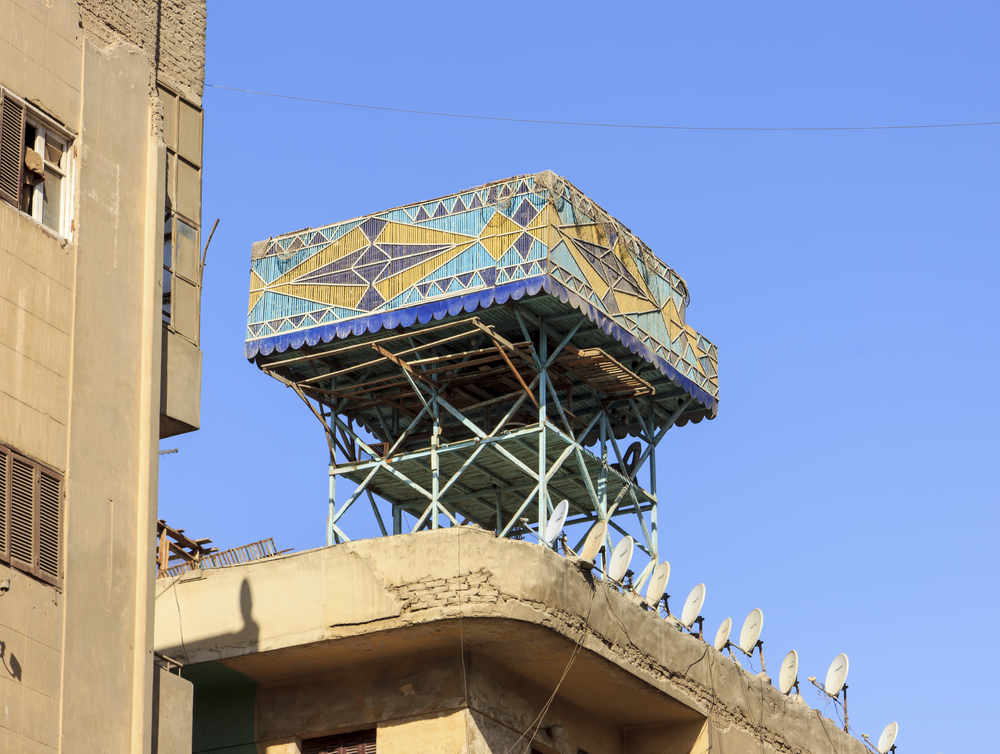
<box><xmin>0</xmin><ymin>639</ymin><xmax>22</xmax><ymax>681</ymax></box>
<box><xmin>181</xmin><ymin>578</ymin><xmax>260</xmax><ymax>754</ymax></box>
<box><xmin>235</xmin><ymin>579</ymin><xmax>259</xmax><ymax>650</ymax></box>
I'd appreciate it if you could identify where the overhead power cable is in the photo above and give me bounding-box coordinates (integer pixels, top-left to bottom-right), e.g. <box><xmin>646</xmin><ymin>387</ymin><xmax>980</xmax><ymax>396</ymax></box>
<box><xmin>207</xmin><ymin>84</ymin><xmax>1000</xmax><ymax>132</ymax></box>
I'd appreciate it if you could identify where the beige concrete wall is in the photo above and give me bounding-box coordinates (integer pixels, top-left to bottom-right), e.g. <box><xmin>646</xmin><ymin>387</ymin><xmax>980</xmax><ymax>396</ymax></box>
<box><xmin>254</xmin><ymin>649</ymin><xmax>465</xmax><ymax>747</ymax></box>
<box><xmin>466</xmin><ymin>651</ymin><xmax>623</xmax><ymax>754</ymax></box>
<box><xmin>379</xmin><ymin>710</ymin><xmax>469</xmax><ymax>754</ymax></box>
<box><xmin>0</xmin><ymin>2</ymin><xmax>82</xmax><ymax>751</ymax></box>
<box><xmin>152</xmin><ymin>668</ymin><xmax>193</xmax><ymax>754</ymax></box>
<box><xmin>0</xmin><ymin>0</ymin><xmax>205</xmax><ymax>752</ymax></box>
<box><xmin>0</xmin><ymin>567</ymin><xmax>65</xmax><ymax>752</ymax></box>
<box><xmin>155</xmin><ymin>529</ymin><xmax>866</xmax><ymax>754</ymax></box>
<box><xmin>0</xmin><ymin>0</ymin><xmax>81</xmax><ymax>473</ymax></box>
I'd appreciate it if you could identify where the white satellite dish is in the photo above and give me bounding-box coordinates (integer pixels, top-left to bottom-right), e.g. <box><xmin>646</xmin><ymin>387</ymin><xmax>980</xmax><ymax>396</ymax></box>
<box><xmin>778</xmin><ymin>650</ymin><xmax>799</xmax><ymax>695</ymax></box>
<box><xmin>644</xmin><ymin>562</ymin><xmax>670</xmax><ymax>607</ymax></box>
<box><xmin>825</xmin><ymin>653</ymin><xmax>849</xmax><ymax>697</ymax></box>
<box><xmin>877</xmin><ymin>721</ymin><xmax>898</xmax><ymax>753</ymax></box>
<box><xmin>579</xmin><ymin>521</ymin><xmax>607</xmax><ymax>563</ymax></box>
<box><xmin>608</xmin><ymin>536</ymin><xmax>634</xmax><ymax>582</ymax></box>
<box><xmin>738</xmin><ymin>608</ymin><xmax>764</xmax><ymax>654</ymax></box>
<box><xmin>542</xmin><ymin>499</ymin><xmax>569</xmax><ymax>545</ymax></box>
<box><xmin>680</xmin><ymin>584</ymin><xmax>706</xmax><ymax>629</ymax></box>
<box><xmin>714</xmin><ymin>618</ymin><xmax>732</xmax><ymax>651</ymax></box>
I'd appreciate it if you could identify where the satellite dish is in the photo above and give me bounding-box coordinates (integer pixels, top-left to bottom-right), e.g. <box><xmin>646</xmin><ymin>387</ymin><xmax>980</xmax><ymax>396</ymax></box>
<box><xmin>680</xmin><ymin>584</ymin><xmax>706</xmax><ymax>629</ymax></box>
<box><xmin>714</xmin><ymin>618</ymin><xmax>732</xmax><ymax>651</ymax></box>
<box><xmin>778</xmin><ymin>650</ymin><xmax>799</xmax><ymax>695</ymax></box>
<box><xmin>738</xmin><ymin>608</ymin><xmax>764</xmax><ymax>654</ymax></box>
<box><xmin>579</xmin><ymin>521</ymin><xmax>607</xmax><ymax>563</ymax></box>
<box><xmin>608</xmin><ymin>537</ymin><xmax>634</xmax><ymax>582</ymax></box>
<box><xmin>825</xmin><ymin>653</ymin><xmax>849</xmax><ymax>697</ymax></box>
<box><xmin>644</xmin><ymin>562</ymin><xmax>670</xmax><ymax>606</ymax></box>
<box><xmin>542</xmin><ymin>500</ymin><xmax>569</xmax><ymax>545</ymax></box>
<box><xmin>877</xmin><ymin>722</ymin><xmax>898</xmax><ymax>754</ymax></box>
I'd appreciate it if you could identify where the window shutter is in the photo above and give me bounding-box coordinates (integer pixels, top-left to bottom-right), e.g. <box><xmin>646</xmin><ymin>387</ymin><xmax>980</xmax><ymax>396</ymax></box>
<box><xmin>10</xmin><ymin>457</ymin><xmax>35</xmax><ymax>569</ymax></box>
<box><xmin>303</xmin><ymin>730</ymin><xmax>376</xmax><ymax>754</ymax></box>
<box><xmin>38</xmin><ymin>471</ymin><xmax>61</xmax><ymax>582</ymax></box>
<box><xmin>0</xmin><ymin>448</ymin><xmax>9</xmax><ymax>562</ymax></box>
<box><xmin>0</xmin><ymin>91</ymin><xmax>26</xmax><ymax>207</ymax></box>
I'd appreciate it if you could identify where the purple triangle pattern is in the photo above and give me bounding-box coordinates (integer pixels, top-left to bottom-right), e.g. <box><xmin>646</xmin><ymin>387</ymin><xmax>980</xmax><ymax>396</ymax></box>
<box><xmin>356</xmin><ymin>262</ymin><xmax>390</xmax><ymax>283</ymax></box>
<box><xmin>514</xmin><ymin>233</ymin><xmax>533</xmax><ymax>256</ymax></box>
<box><xmin>358</xmin><ymin>246</ymin><xmax>390</xmax><ymax>265</ymax></box>
<box><xmin>360</xmin><ymin>217</ymin><xmax>387</xmax><ymax>241</ymax></box>
<box><xmin>293</xmin><ymin>249</ymin><xmax>366</xmax><ymax>282</ymax></box>
<box><xmin>357</xmin><ymin>286</ymin><xmax>386</xmax><ymax>311</ymax></box>
<box><xmin>512</xmin><ymin>198</ymin><xmax>538</xmax><ymax>227</ymax></box>
<box><xmin>301</xmin><ymin>270</ymin><xmax>366</xmax><ymax>286</ymax></box>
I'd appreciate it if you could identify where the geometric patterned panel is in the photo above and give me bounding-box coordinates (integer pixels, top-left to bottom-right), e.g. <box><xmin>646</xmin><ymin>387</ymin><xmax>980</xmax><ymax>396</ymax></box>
<box><xmin>248</xmin><ymin>171</ymin><xmax>719</xmax><ymax>398</ymax></box>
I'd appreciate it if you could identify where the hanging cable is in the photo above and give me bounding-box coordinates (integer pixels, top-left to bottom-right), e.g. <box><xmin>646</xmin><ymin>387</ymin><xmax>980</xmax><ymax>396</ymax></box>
<box><xmin>207</xmin><ymin>84</ymin><xmax>1000</xmax><ymax>132</ymax></box>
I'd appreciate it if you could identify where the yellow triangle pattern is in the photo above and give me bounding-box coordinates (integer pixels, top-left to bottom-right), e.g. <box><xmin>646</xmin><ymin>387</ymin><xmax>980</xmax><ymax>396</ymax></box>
<box><xmin>613</xmin><ymin>290</ymin><xmax>657</xmax><ymax>315</ymax></box>
<box><xmin>269</xmin><ymin>226</ymin><xmax>369</xmax><ymax>289</ymax></box>
<box><xmin>560</xmin><ymin>229</ymin><xmax>609</xmax><ymax>299</ymax></box>
<box><xmin>374</xmin><ymin>240</ymin><xmax>477</xmax><ymax>300</ymax></box>
<box><xmin>480</xmin><ymin>211</ymin><xmax>523</xmax><ymax>260</ymax></box>
<box><xmin>248</xmin><ymin>269</ymin><xmax>266</xmax><ymax>315</ymax></box>
<box><xmin>270</xmin><ymin>282</ymin><xmax>366</xmax><ymax>310</ymax></box>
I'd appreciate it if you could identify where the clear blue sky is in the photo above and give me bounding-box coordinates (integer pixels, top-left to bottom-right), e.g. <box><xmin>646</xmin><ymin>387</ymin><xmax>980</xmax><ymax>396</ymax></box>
<box><xmin>160</xmin><ymin>3</ymin><xmax>999</xmax><ymax>750</ymax></box>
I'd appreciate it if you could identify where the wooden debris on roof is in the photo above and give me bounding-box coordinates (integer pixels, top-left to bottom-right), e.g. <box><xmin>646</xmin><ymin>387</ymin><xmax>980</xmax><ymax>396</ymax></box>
<box><xmin>156</xmin><ymin>520</ymin><xmax>292</xmax><ymax>579</ymax></box>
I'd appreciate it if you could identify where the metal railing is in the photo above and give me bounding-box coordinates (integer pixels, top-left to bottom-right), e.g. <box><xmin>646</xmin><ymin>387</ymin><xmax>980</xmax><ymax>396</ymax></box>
<box><xmin>158</xmin><ymin>537</ymin><xmax>288</xmax><ymax>579</ymax></box>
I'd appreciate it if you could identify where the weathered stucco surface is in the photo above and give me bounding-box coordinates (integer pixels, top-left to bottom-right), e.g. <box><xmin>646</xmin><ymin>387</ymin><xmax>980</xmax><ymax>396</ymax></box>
<box><xmin>0</xmin><ymin>1</ymin><xmax>205</xmax><ymax>752</ymax></box>
<box><xmin>155</xmin><ymin>528</ymin><xmax>865</xmax><ymax>754</ymax></box>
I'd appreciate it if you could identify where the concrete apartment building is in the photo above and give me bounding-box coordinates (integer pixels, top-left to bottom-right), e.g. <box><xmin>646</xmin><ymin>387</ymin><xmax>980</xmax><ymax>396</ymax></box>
<box><xmin>154</xmin><ymin>528</ymin><xmax>867</xmax><ymax>754</ymax></box>
<box><xmin>0</xmin><ymin>1</ymin><xmax>206</xmax><ymax>751</ymax></box>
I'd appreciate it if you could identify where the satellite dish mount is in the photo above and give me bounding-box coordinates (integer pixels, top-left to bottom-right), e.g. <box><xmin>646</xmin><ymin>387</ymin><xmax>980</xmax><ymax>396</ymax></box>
<box><xmin>733</xmin><ymin>608</ymin><xmax>767</xmax><ymax>674</ymax></box>
<box><xmin>809</xmin><ymin>653</ymin><xmax>850</xmax><ymax>732</ymax></box>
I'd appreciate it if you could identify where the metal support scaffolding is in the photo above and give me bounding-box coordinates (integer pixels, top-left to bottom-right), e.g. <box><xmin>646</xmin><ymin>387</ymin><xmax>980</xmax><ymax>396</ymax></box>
<box><xmin>263</xmin><ymin>311</ymin><xmax>701</xmax><ymax>571</ymax></box>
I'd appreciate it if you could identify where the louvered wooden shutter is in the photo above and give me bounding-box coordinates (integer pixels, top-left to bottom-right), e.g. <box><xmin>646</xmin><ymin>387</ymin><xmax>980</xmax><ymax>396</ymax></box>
<box><xmin>10</xmin><ymin>457</ymin><xmax>35</xmax><ymax>570</ymax></box>
<box><xmin>38</xmin><ymin>471</ymin><xmax>61</xmax><ymax>582</ymax></box>
<box><xmin>302</xmin><ymin>729</ymin><xmax>376</xmax><ymax>754</ymax></box>
<box><xmin>0</xmin><ymin>91</ymin><xmax>26</xmax><ymax>207</ymax></box>
<box><xmin>0</xmin><ymin>448</ymin><xmax>9</xmax><ymax>562</ymax></box>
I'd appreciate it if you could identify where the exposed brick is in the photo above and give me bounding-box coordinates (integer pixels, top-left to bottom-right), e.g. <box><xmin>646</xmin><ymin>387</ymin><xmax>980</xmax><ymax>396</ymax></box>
<box><xmin>80</xmin><ymin>0</ymin><xmax>206</xmax><ymax>100</ymax></box>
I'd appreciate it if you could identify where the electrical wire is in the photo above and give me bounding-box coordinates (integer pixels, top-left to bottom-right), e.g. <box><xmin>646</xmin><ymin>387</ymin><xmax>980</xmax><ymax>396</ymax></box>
<box><xmin>503</xmin><ymin>577</ymin><xmax>598</xmax><ymax>754</ymax></box>
<box><xmin>457</xmin><ymin>522</ymin><xmax>472</xmax><ymax>754</ymax></box>
<box><xmin>207</xmin><ymin>84</ymin><xmax>1000</xmax><ymax>132</ymax></box>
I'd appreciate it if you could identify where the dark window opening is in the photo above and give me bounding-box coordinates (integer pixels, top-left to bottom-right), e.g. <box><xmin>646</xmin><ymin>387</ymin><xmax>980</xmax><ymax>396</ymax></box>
<box><xmin>302</xmin><ymin>728</ymin><xmax>376</xmax><ymax>754</ymax></box>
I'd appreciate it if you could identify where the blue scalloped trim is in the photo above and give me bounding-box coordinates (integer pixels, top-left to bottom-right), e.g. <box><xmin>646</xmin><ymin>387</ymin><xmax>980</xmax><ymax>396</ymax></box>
<box><xmin>245</xmin><ymin>277</ymin><xmax>718</xmax><ymax>415</ymax></box>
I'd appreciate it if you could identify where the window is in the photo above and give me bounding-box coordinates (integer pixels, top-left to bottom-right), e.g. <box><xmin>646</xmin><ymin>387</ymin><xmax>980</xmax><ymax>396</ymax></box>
<box><xmin>0</xmin><ymin>87</ymin><xmax>74</xmax><ymax>237</ymax></box>
<box><xmin>0</xmin><ymin>444</ymin><xmax>63</xmax><ymax>588</ymax></box>
<box><xmin>158</xmin><ymin>83</ymin><xmax>203</xmax><ymax>345</ymax></box>
<box><xmin>302</xmin><ymin>729</ymin><xmax>376</xmax><ymax>754</ymax></box>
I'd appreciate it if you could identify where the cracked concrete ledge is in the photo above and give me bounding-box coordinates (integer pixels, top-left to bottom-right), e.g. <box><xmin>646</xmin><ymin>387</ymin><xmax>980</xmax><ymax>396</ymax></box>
<box><xmin>154</xmin><ymin>527</ymin><xmax>864</xmax><ymax>754</ymax></box>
